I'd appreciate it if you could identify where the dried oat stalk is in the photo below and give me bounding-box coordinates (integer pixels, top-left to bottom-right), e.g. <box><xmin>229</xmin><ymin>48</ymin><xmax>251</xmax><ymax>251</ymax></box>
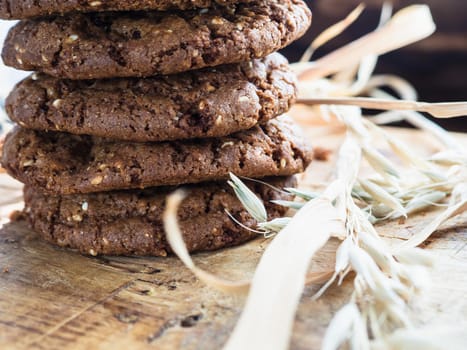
<box><xmin>163</xmin><ymin>4</ymin><xmax>467</xmax><ymax>350</ymax></box>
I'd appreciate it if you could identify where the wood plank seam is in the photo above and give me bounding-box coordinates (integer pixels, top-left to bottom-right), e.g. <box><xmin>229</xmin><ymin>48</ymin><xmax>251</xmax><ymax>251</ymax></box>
<box><xmin>26</xmin><ymin>280</ymin><xmax>136</xmax><ymax>347</ymax></box>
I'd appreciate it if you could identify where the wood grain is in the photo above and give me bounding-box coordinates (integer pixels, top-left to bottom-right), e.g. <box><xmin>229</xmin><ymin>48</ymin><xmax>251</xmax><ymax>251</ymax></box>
<box><xmin>0</xmin><ymin>125</ymin><xmax>466</xmax><ymax>350</ymax></box>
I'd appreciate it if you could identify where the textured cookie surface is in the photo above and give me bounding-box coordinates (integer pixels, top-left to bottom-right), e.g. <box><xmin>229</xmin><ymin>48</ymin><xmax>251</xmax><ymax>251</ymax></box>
<box><xmin>2</xmin><ymin>0</ymin><xmax>311</xmax><ymax>79</ymax></box>
<box><xmin>0</xmin><ymin>0</ymin><xmax>252</xmax><ymax>19</ymax></box>
<box><xmin>24</xmin><ymin>176</ymin><xmax>295</xmax><ymax>256</ymax></box>
<box><xmin>2</xmin><ymin>117</ymin><xmax>313</xmax><ymax>194</ymax></box>
<box><xmin>7</xmin><ymin>54</ymin><xmax>297</xmax><ymax>142</ymax></box>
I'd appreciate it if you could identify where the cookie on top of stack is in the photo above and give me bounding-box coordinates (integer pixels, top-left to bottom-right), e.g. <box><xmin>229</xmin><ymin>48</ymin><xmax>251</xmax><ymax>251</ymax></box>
<box><xmin>0</xmin><ymin>0</ymin><xmax>313</xmax><ymax>256</ymax></box>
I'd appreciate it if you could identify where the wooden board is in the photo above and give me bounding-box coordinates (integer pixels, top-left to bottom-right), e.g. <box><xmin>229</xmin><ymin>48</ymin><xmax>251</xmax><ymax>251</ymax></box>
<box><xmin>0</xmin><ymin>124</ymin><xmax>466</xmax><ymax>350</ymax></box>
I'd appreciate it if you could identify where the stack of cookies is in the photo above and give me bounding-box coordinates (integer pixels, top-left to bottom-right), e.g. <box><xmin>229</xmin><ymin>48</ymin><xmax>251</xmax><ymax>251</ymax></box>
<box><xmin>0</xmin><ymin>0</ymin><xmax>313</xmax><ymax>256</ymax></box>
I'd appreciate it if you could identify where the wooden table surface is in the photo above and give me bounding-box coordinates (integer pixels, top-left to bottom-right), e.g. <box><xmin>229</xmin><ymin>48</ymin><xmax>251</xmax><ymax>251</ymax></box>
<box><xmin>0</xmin><ymin>124</ymin><xmax>466</xmax><ymax>350</ymax></box>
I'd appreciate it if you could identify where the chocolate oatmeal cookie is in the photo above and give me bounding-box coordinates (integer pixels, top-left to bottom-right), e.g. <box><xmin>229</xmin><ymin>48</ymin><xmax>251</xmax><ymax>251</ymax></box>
<box><xmin>2</xmin><ymin>0</ymin><xmax>311</xmax><ymax>79</ymax></box>
<box><xmin>2</xmin><ymin>116</ymin><xmax>313</xmax><ymax>194</ymax></box>
<box><xmin>0</xmin><ymin>0</ymin><xmax>252</xmax><ymax>19</ymax></box>
<box><xmin>24</xmin><ymin>176</ymin><xmax>296</xmax><ymax>256</ymax></box>
<box><xmin>6</xmin><ymin>54</ymin><xmax>297</xmax><ymax>141</ymax></box>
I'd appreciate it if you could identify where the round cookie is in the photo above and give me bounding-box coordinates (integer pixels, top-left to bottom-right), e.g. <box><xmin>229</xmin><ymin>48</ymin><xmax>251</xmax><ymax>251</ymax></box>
<box><xmin>0</xmin><ymin>0</ymin><xmax>252</xmax><ymax>19</ymax></box>
<box><xmin>24</xmin><ymin>176</ymin><xmax>296</xmax><ymax>256</ymax></box>
<box><xmin>6</xmin><ymin>54</ymin><xmax>297</xmax><ymax>142</ymax></box>
<box><xmin>1</xmin><ymin>116</ymin><xmax>313</xmax><ymax>195</ymax></box>
<box><xmin>2</xmin><ymin>0</ymin><xmax>312</xmax><ymax>79</ymax></box>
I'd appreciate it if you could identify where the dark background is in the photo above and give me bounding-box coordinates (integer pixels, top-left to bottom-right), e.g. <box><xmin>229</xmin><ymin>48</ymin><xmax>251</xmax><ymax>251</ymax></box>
<box><xmin>282</xmin><ymin>0</ymin><xmax>467</xmax><ymax>131</ymax></box>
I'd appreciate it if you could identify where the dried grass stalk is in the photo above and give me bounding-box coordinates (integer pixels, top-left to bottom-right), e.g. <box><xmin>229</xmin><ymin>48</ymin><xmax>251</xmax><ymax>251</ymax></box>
<box><xmin>430</xmin><ymin>150</ymin><xmax>467</xmax><ymax>166</ymax></box>
<box><xmin>163</xmin><ymin>190</ymin><xmax>250</xmax><ymax>295</ymax></box>
<box><xmin>163</xmin><ymin>190</ymin><xmax>342</xmax><ymax>299</ymax></box>
<box><xmin>399</xmin><ymin>185</ymin><xmax>467</xmax><ymax>249</ymax></box>
<box><xmin>300</xmin><ymin>4</ymin><xmax>366</xmax><ymax>62</ymax></box>
<box><xmin>299</xmin><ymin>5</ymin><xmax>436</xmax><ymax>81</ymax></box>
<box><xmin>364</xmin><ymin>75</ymin><xmax>418</xmax><ymax>100</ymax></box>
<box><xmin>336</xmin><ymin>3</ymin><xmax>393</xmax><ymax>97</ymax></box>
<box><xmin>371</xmin><ymin>324</ymin><xmax>467</xmax><ymax>350</ymax></box>
<box><xmin>223</xmin><ymin>197</ymin><xmax>344</xmax><ymax>350</ymax></box>
<box><xmin>368</xmin><ymin>89</ymin><xmax>460</xmax><ymax>149</ymax></box>
<box><xmin>297</xmin><ymin>97</ymin><xmax>467</xmax><ymax>118</ymax></box>
<box><xmin>361</xmin><ymin>145</ymin><xmax>400</xmax><ymax>179</ymax></box>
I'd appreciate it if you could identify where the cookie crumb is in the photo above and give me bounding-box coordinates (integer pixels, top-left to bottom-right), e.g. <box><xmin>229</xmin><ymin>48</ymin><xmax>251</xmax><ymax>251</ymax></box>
<box><xmin>22</xmin><ymin>159</ymin><xmax>34</xmax><ymax>167</ymax></box>
<box><xmin>205</xmin><ymin>83</ymin><xmax>216</xmax><ymax>92</ymax></box>
<box><xmin>314</xmin><ymin>147</ymin><xmax>332</xmax><ymax>161</ymax></box>
<box><xmin>221</xmin><ymin>141</ymin><xmax>234</xmax><ymax>149</ymax></box>
<box><xmin>65</xmin><ymin>34</ymin><xmax>79</xmax><ymax>43</ymax></box>
<box><xmin>52</xmin><ymin>99</ymin><xmax>63</xmax><ymax>108</ymax></box>
<box><xmin>211</xmin><ymin>17</ymin><xmax>224</xmax><ymax>25</ymax></box>
<box><xmin>72</xmin><ymin>214</ymin><xmax>83</xmax><ymax>222</ymax></box>
<box><xmin>91</xmin><ymin>175</ymin><xmax>103</xmax><ymax>185</ymax></box>
<box><xmin>89</xmin><ymin>249</ymin><xmax>97</xmax><ymax>256</ymax></box>
<box><xmin>9</xmin><ymin>210</ymin><xmax>25</xmax><ymax>222</ymax></box>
